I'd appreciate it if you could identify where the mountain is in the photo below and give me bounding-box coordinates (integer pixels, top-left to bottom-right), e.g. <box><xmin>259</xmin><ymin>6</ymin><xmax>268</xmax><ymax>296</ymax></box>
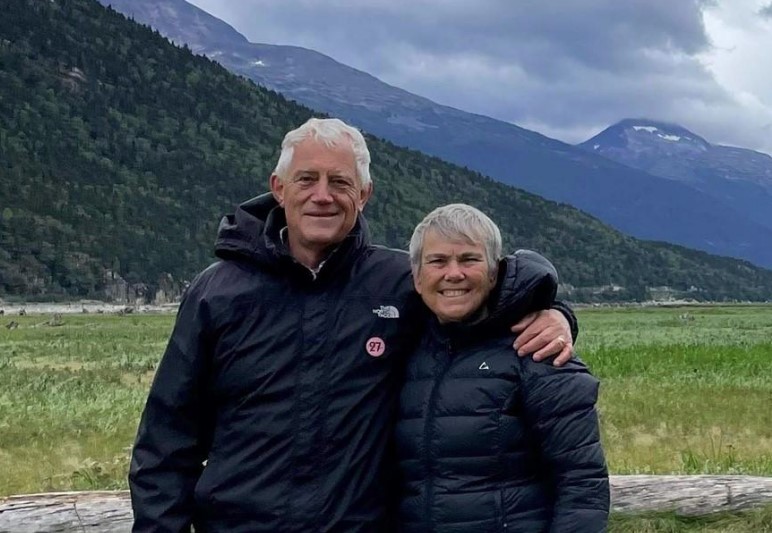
<box><xmin>97</xmin><ymin>0</ymin><xmax>772</xmax><ymax>269</ymax></box>
<box><xmin>581</xmin><ymin>119</ymin><xmax>772</xmax><ymax>231</ymax></box>
<box><xmin>2</xmin><ymin>0</ymin><xmax>772</xmax><ymax>303</ymax></box>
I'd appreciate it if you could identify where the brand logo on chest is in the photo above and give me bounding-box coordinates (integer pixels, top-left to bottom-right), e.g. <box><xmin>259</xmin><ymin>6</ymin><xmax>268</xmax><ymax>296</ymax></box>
<box><xmin>372</xmin><ymin>305</ymin><xmax>400</xmax><ymax>318</ymax></box>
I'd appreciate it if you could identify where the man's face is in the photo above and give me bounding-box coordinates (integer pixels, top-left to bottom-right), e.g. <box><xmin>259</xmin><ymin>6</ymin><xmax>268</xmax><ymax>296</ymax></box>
<box><xmin>271</xmin><ymin>138</ymin><xmax>372</xmax><ymax>265</ymax></box>
<box><xmin>413</xmin><ymin>230</ymin><xmax>496</xmax><ymax>323</ymax></box>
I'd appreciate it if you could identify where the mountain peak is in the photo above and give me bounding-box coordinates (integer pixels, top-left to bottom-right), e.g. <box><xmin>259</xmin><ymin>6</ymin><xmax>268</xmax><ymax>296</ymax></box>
<box><xmin>579</xmin><ymin>118</ymin><xmax>772</xmax><ymax>233</ymax></box>
<box><xmin>100</xmin><ymin>0</ymin><xmax>249</xmax><ymax>50</ymax></box>
<box><xmin>583</xmin><ymin>118</ymin><xmax>711</xmax><ymax>153</ymax></box>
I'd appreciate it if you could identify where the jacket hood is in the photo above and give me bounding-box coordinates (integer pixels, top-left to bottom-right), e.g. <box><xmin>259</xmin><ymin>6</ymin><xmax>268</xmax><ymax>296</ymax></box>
<box><xmin>214</xmin><ymin>193</ymin><xmax>372</xmax><ymax>275</ymax></box>
<box><xmin>215</xmin><ymin>193</ymin><xmax>278</xmax><ymax>263</ymax></box>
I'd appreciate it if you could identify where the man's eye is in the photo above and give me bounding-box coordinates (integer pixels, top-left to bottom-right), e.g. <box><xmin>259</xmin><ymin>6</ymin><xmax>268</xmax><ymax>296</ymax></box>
<box><xmin>330</xmin><ymin>177</ymin><xmax>352</xmax><ymax>187</ymax></box>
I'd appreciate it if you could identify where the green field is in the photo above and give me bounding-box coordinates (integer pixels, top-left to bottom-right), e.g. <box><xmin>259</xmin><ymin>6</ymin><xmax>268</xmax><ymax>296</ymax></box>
<box><xmin>1</xmin><ymin>305</ymin><xmax>771</xmax><ymax>531</ymax></box>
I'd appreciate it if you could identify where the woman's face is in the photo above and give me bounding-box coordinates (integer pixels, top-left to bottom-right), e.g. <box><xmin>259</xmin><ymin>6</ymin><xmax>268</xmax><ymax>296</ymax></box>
<box><xmin>413</xmin><ymin>230</ymin><xmax>496</xmax><ymax>323</ymax></box>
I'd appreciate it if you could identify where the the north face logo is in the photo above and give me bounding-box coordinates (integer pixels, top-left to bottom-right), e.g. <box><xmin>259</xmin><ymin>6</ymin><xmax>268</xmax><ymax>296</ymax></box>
<box><xmin>372</xmin><ymin>305</ymin><xmax>400</xmax><ymax>319</ymax></box>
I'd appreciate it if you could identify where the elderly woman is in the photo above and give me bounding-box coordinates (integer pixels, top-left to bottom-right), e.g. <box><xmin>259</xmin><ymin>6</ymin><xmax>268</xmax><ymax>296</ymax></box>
<box><xmin>396</xmin><ymin>204</ymin><xmax>609</xmax><ymax>532</ymax></box>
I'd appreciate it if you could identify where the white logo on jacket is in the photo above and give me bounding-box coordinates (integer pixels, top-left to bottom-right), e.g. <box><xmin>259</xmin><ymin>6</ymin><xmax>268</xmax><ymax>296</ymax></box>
<box><xmin>372</xmin><ymin>305</ymin><xmax>400</xmax><ymax>319</ymax></box>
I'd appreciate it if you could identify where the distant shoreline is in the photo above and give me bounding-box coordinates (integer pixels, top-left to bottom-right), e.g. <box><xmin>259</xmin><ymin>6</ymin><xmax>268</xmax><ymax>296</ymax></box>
<box><xmin>1</xmin><ymin>300</ymin><xmax>769</xmax><ymax>316</ymax></box>
<box><xmin>0</xmin><ymin>301</ymin><xmax>179</xmax><ymax>315</ymax></box>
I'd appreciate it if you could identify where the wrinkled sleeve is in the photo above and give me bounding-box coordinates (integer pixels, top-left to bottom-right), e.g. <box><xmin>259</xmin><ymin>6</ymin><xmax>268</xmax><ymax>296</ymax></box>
<box><xmin>551</xmin><ymin>300</ymin><xmax>579</xmax><ymax>342</ymax></box>
<box><xmin>519</xmin><ymin>356</ymin><xmax>610</xmax><ymax>532</ymax></box>
<box><xmin>497</xmin><ymin>250</ymin><xmax>558</xmax><ymax>318</ymax></box>
<box><xmin>129</xmin><ymin>275</ymin><xmax>215</xmax><ymax>533</ymax></box>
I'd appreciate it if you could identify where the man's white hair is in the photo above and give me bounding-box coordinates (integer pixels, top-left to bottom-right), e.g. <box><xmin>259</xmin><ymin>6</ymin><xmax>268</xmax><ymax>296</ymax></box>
<box><xmin>273</xmin><ymin>118</ymin><xmax>372</xmax><ymax>187</ymax></box>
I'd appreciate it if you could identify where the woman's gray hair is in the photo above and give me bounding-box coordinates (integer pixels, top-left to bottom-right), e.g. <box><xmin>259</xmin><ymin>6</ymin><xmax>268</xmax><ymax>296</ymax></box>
<box><xmin>273</xmin><ymin>118</ymin><xmax>372</xmax><ymax>187</ymax></box>
<box><xmin>409</xmin><ymin>203</ymin><xmax>502</xmax><ymax>276</ymax></box>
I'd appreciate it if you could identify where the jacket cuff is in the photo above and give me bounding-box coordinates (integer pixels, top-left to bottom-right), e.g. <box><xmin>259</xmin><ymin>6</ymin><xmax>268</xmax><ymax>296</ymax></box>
<box><xmin>551</xmin><ymin>300</ymin><xmax>579</xmax><ymax>342</ymax></box>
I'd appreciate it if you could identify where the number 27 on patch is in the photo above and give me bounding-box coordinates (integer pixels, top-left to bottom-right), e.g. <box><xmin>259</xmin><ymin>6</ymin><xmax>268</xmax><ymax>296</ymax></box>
<box><xmin>366</xmin><ymin>337</ymin><xmax>385</xmax><ymax>357</ymax></box>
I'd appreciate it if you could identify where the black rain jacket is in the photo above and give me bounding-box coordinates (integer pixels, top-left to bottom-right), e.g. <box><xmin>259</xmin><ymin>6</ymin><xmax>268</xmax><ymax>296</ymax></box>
<box><xmin>396</xmin><ymin>251</ymin><xmax>609</xmax><ymax>532</ymax></box>
<box><xmin>130</xmin><ymin>194</ymin><xmax>423</xmax><ymax>532</ymax></box>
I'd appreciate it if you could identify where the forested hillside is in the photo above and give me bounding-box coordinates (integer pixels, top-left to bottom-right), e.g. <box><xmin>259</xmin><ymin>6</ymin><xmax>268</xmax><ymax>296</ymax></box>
<box><xmin>2</xmin><ymin>0</ymin><xmax>772</xmax><ymax>301</ymax></box>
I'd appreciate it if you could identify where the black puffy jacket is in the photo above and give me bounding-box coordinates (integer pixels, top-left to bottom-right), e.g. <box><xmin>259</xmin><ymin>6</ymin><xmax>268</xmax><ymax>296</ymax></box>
<box><xmin>129</xmin><ymin>195</ymin><xmax>424</xmax><ymax>532</ymax></box>
<box><xmin>396</xmin><ymin>251</ymin><xmax>609</xmax><ymax>533</ymax></box>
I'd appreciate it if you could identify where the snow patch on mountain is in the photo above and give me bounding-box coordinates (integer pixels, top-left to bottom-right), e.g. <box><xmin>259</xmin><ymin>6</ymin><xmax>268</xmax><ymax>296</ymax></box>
<box><xmin>632</xmin><ymin>125</ymin><xmax>684</xmax><ymax>143</ymax></box>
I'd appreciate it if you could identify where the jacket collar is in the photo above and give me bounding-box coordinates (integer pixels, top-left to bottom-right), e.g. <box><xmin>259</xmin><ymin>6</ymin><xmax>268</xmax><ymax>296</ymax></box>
<box><xmin>215</xmin><ymin>193</ymin><xmax>371</xmax><ymax>282</ymax></box>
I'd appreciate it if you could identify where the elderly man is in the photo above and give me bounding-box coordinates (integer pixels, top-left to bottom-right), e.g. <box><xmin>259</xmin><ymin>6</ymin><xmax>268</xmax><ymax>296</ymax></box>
<box><xmin>129</xmin><ymin>118</ymin><xmax>576</xmax><ymax>532</ymax></box>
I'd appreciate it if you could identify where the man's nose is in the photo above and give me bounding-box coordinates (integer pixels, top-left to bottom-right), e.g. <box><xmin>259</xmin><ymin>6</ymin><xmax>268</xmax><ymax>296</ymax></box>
<box><xmin>311</xmin><ymin>179</ymin><xmax>334</xmax><ymax>203</ymax></box>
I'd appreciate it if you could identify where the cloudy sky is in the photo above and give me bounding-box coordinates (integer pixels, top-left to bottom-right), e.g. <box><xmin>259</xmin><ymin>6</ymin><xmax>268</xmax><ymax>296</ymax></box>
<box><xmin>187</xmin><ymin>0</ymin><xmax>772</xmax><ymax>155</ymax></box>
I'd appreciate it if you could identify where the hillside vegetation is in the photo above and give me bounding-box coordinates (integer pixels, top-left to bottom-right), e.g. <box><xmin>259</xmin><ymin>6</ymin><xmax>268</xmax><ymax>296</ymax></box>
<box><xmin>2</xmin><ymin>0</ymin><xmax>772</xmax><ymax>301</ymax></box>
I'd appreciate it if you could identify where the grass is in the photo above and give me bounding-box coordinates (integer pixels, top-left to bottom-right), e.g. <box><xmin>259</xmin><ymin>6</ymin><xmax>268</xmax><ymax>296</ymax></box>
<box><xmin>578</xmin><ymin>306</ymin><xmax>772</xmax><ymax>477</ymax></box>
<box><xmin>1</xmin><ymin>305</ymin><xmax>771</xmax><ymax>531</ymax></box>
<box><xmin>0</xmin><ymin>314</ymin><xmax>167</xmax><ymax>494</ymax></box>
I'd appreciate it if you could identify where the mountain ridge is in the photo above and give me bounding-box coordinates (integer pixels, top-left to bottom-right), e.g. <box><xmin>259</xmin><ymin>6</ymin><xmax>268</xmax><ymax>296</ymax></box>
<box><xmin>98</xmin><ymin>0</ymin><xmax>772</xmax><ymax>269</ymax></box>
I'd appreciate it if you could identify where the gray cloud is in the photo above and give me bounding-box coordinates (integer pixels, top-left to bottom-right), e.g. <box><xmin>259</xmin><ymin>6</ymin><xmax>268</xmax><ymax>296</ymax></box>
<box><xmin>193</xmin><ymin>1</ymin><xmax>711</xmax><ymax>74</ymax></box>
<box><xmin>760</xmin><ymin>3</ymin><xmax>772</xmax><ymax>18</ymax></box>
<box><xmin>189</xmin><ymin>0</ymin><xmax>772</xmax><ymax>154</ymax></box>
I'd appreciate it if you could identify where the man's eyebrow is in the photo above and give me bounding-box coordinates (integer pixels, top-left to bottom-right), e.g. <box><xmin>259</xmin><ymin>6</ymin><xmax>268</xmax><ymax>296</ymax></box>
<box><xmin>424</xmin><ymin>253</ymin><xmax>449</xmax><ymax>260</ymax></box>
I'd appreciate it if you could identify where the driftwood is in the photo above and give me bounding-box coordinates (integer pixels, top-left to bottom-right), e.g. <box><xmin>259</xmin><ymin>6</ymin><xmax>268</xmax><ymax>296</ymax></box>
<box><xmin>0</xmin><ymin>491</ymin><xmax>132</xmax><ymax>532</ymax></box>
<box><xmin>1</xmin><ymin>476</ymin><xmax>772</xmax><ymax>531</ymax></box>
<box><xmin>610</xmin><ymin>475</ymin><xmax>772</xmax><ymax>515</ymax></box>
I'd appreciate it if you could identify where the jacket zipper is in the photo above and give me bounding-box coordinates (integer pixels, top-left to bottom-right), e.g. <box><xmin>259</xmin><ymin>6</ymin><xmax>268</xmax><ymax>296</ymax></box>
<box><xmin>422</xmin><ymin>339</ymin><xmax>454</xmax><ymax>531</ymax></box>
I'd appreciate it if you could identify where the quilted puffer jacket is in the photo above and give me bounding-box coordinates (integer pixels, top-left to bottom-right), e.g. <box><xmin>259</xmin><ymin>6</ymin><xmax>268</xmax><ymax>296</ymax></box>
<box><xmin>395</xmin><ymin>251</ymin><xmax>609</xmax><ymax>532</ymax></box>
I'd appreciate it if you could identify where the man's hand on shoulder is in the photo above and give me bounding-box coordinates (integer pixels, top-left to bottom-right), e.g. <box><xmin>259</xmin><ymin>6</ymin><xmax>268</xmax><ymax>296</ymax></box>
<box><xmin>511</xmin><ymin>309</ymin><xmax>573</xmax><ymax>367</ymax></box>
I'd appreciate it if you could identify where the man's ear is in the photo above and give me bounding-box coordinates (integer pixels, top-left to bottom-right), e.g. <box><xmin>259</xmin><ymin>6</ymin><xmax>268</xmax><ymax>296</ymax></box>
<box><xmin>270</xmin><ymin>174</ymin><xmax>285</xmax><ymax>206</ymax></box>
<box><xmin>358</xmin><ymin>182</ymin><xmax>374</xmax><ymax>212</ymax></box>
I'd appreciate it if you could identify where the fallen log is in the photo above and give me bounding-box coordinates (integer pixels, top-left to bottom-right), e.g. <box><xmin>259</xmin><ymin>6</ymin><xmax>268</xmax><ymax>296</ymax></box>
<box><xmin>0</xmin><ymin>491</ymin><xmax>131</xmax><ymax>532</ymax></box>
<box><xmin>609</xmin><ymin>474</ymin><xmax>772</xmax><ymax>515</ymax></box>
<box><xmin>1</xmin><ymin>475</ymin><xmax>771</xmax><ymax>531</ymax></box>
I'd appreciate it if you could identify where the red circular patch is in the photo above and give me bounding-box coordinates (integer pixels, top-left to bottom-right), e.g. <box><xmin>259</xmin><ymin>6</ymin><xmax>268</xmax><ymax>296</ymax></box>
<box><xmin>366</xmin><ymin>337</ymin><xmax>386</xmax><ymax>357</ymax></box>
